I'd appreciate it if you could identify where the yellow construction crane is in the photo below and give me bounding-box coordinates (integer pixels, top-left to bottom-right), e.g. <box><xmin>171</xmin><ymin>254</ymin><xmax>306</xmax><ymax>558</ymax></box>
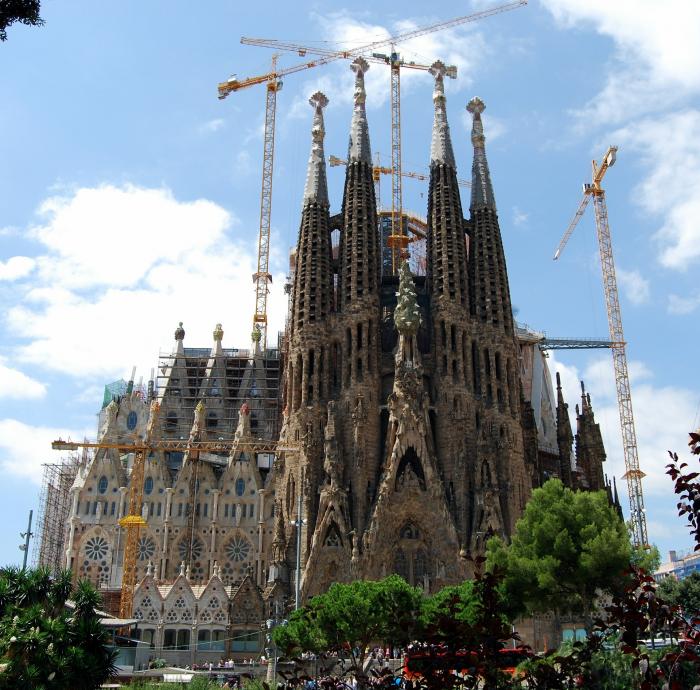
<box><xmin>219</xmin><ymin>3</ymin><xmax>528</xmax><ymax>346</ymax></box>
<box><xmin>553</xmin><ymin>146</ymin><xmax>648</xmax><ymax>548</ymax></box>
<box><xmin>329</xmin><ymin>153</ymin><xmax>471</xmax><ymax>208</ymax></box>
<box><xmin>52</xmin><ymin>422</ymin><xmax>296</xmax><ymax>619</ymax></box>
<box><xmin>219</xmin><ymin>55</ymin><xmax>281</xmax><ymax>352</ymax></box>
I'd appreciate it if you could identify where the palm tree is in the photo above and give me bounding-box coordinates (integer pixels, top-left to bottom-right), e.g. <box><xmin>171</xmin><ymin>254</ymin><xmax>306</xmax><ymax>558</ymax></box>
<box><xmin>0</xmin><ymin>566</ymin><xmax>117</xmax><ymax>689</ymax></box>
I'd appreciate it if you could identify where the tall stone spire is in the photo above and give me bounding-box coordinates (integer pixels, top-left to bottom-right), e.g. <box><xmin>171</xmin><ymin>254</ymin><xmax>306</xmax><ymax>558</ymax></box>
<box><xmin>339</xmin><ymin>59</ymin><xmax>380</xmax><ymax>309</ymax></box>
<box><xmin>427</xmin><ymin>60</ymin><xmax>468</xmax><ymax>308</ymax></box>
<box><xmin>429</xmin><ymin>61</ymin><xmax>456</xmax><ymax>168</ymax></box>
<box><xmin>467</xmin><ymin>97</ymin><xmax>496</xmax><ymax>211</ymax></box>
<box><xmin>291</xmin><ymin>92</ymin><xmax>333</xmax><ymax>332</ymax></box>
<box><xmin>348</xmin><ymin>57</ymin><xmax>371</xmax><ymax>164</ymax></box>
<box><xmin>467</xmin><ymin>96</ymin><xmax>513</xmax><ymax>333</ymax></box>
<box><xmin>303</xmin><ymin>92</ymin><xmax>329</xmax><ymax>206</ymax></box>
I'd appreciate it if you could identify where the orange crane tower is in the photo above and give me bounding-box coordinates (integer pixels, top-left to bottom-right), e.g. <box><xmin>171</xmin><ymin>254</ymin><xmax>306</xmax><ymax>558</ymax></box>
<box><xmin>218</xmin><ymin>3</ymin><xmax>528</xmax><ymax>349</ymax></box>
<box><xmin>553</xmin><ymin>146</ymin><xmax>649</xmax><ymax>548</ymax></box>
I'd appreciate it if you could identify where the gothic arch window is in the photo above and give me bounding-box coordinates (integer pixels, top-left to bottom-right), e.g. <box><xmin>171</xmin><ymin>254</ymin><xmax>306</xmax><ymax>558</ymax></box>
<box><xmin>395</xmin><ymin>526</ymin><xmax>432</xmax><ymax>588</ymax></box>
<box><xmin>394</xmin><ymin>549</ymin><xmax>409</xmax><ymax>582</ymax></box>
<box><xmin>324</xmin><ymin>522</ymin><xmax>342</xmax><ymax>548</ymax></box>
<box><xmin>97</xmin><ymin>476</ymin><xmax>108</xmax><ymax>494</ymax></box>
<box><xmin>400</xmin><ymin>523</ymin><xmax>420</xmax><ymax>540</ymax></box>
<box><xmin>395</xmin><ymin>447</ymin><xmax>426</xmax><ymax>491</ymax></box>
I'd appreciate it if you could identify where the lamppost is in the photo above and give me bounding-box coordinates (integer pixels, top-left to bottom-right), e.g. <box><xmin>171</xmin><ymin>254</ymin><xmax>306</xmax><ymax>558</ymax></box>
<box><xmin>265</xmin><ymin>600</ymin><xmax>286</xmax><ymax>685</ymax></box>
<box><xmin>18</xmin><ymin>510</ymin><xmax>33</xmax><ymax>570</ymax></box>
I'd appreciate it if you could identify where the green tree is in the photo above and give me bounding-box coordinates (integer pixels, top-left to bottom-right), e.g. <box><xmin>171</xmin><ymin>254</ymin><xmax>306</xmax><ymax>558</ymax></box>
<box><xmin>630</xmin><ymin>543</ymin><xmax>661</xmax><ymax>574</ymax></box>
<box><xmin>273</xmin><ymin>575</ymin><xmax>423</xmax><ymax>674</ymax></box>
<box><xmin>0</xmin><ymin>0</ymin><xmax>43</xmax><ymax>41</ymax></box>
<box><xmin>0</xmin><ymin>566</ymin><xmax>117</xmax><ymax>689</ymax></box>
<box><xmin>657</xmin><ymin>571</ymin><xmax>700</xmax><ymax>617</ymax></box>
<box><xmin>486</xmin><ymin>479</ymin><xmax>631</xmax><ymax>627</ymax></box>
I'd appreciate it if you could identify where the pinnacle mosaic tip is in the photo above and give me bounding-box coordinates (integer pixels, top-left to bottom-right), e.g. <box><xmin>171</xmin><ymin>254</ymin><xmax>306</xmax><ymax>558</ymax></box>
<box><xmin>429</xmin><ymin>60</ymin><xmax>448</xmax><ymax>78</ymax></box>
<box><xmin>350</xmin><ymin>56</ymin><xmax>370</xmax><ymax>75</ymax></box>
<box><xmin>467</xmin><ymin>97</ymin><xmax>485</xmax><ymax>115</ymax></box>
<box><xmin>309</xmin><ymin>91</ymin><xmax>329</xmax><ymax>110</ymax></box>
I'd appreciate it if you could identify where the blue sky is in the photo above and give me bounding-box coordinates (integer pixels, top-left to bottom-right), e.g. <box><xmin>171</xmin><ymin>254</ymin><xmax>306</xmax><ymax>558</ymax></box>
<box><xmin>1</xmin><ymin>0</ymin><xmax>698</xmax><ymax>567</ymax></box>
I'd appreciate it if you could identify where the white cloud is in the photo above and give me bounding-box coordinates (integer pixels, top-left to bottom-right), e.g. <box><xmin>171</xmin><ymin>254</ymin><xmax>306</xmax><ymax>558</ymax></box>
<box><xmin>612</xmin><ymin>111</ymin><xmax>700</xmax><ymax>271</ymax></box>
<box><xmin>30</xmin><ymin>184</ymin><xmax>232</xmax><ymax>289</ymax></box>
<box><xmin>0</xmin><ymin>418</ymin><xmax>87</xmax><ymax>484</ymax></box>
<box><xmin>616</xmin><ymin>267</ymin><xmax>650</xmax><ymax>305</ymax></box>
<box><xmin>5</xmin><ymin>184</ymin><xmax>288</xmax><ymax>379</ymax></box>
<box><xmin>668</xmin><ymin>292</ymin><xmax>700</xmax><ymax>315</ymax></box>
<box><xmin>541</xmin><ymin>0</ymin><xmax>700</xmax><ymax>125</ymax></box>
<box><xmin>199</xmin><ymin>118</ymin><xmax>225</xmax><ymax>134</ymax></box>
<box><xmin>0</xmin><ymin>358</ymin><xmax>46</xmax><ymax>399</ymax></box>
<box><xmin>512</xmin><ymin>206</ymin><xmax>529</xmax><ymax>228</ymax></box>
<box><xmin>0</xmin><ymin>256</ymin><xmax>35</xmax><ymax>281</ymax></box>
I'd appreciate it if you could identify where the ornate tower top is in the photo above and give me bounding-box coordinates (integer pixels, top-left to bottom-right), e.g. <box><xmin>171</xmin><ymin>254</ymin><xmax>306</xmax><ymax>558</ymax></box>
<box><xmin>213</xmin><ymin>323</ymin><xmax>224</xmax><ymax>342</ymax></box>
<box><xmin>467</xmin><ymin>96</ymin><xmax>496</xmax><ymax>211</ymax></box>
<box><xmin>174</xmin><ymin>321</ymin><xmax>185</xmax><ymax>341</ymax></box>
<box><xmin>429</xmin><ymin>61</ymin><xmax>456</xmax><ymax>169</ymax></box>
<box><xmin>303</xmin><ymin>91</ymin><xmax>330</xmax><ymax>206</ymax></box>
<box><xmin>348</xmin><ymin>58</ymin><xmax>371</xmax><ymax>164</ymax></box>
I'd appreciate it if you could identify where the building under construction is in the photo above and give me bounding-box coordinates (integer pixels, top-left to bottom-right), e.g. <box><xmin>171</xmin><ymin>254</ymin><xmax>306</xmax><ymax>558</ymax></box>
<box><xmin>37</xmin><ymin>58</ymin><xmax>621</xmax><ymax>664</ymax></box>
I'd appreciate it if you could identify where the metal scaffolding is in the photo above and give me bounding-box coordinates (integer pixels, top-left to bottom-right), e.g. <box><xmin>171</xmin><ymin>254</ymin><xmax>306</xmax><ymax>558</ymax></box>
<box><xmin>34</xmin><ymin>454</ymin><xmax>81</xmax><ymax>575</ymax></box>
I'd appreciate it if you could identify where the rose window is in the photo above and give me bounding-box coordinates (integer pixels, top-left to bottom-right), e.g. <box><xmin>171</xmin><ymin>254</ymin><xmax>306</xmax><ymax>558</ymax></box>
<box><xmin>137</xmin><ymin>537</ymin><xmax>156</xmax><ymax>562</ymax></box>
<box><xmin>178</xmin><ymin>537</ymin><xmax>204</xmax><ymax>561</ymax></box>
<box><xmin>225</xmin><ymin>536</ymin><xmax>251</xmax><ymax>562</ymax></box>
<box><xmin>85</xmin><ymin>536</ymin><xmax>109</xmax><ymax>560</ymax></box>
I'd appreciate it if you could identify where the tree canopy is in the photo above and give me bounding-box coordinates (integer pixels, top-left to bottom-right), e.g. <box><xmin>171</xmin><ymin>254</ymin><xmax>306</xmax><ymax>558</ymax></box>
<box><xmin>0</xmin><ymin>0</ymin><xmax>43</xmax><ymax>41</ymax></box>
<box><xmin>0</xmin><ymin>566</ymin><xmax>116</xmax><ymax>689</ymax></box>
<box><xmin>657</xmin><ymin>571</ymin><xmax>700</xmax><ymax>618</ymax></box>
<box><xmin>486</xmin><ymin>479</ymin><xmax>632</xmax><ymax>623</ymax></box>
<box><xmin>273</xmin><ymin>575</ymin><xmax>422</xmax><ymax>671</ymax></box>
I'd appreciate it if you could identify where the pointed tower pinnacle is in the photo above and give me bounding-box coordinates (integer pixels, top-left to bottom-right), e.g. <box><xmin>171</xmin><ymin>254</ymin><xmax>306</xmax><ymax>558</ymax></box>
<box><xmin>303</xmin><ymin>92</ymin><xmax>329</xmax><ymax>206</ymax></box>
<box><xmin>467</xmin><ymin>97</ymin><xmax>496</xmax><ymax>211</ymax></box>
<box><xmin>348</xmin><ymin>57</ymin><xmax>371</xmax><ymax>164</ymax></box>
<box><xmin>555</xmin><ymin>372</ymin><xmax>574</xmax><ymax>487</ymax></box>
<box><xmin>429</xmin><ymin>61</ymin><xmax>456</xmax><ymax>169</ymax></box>
<box><xmin>291</xmin><ymin>92</ymin><xmax>334</xmax><ymax>332</ymax></box>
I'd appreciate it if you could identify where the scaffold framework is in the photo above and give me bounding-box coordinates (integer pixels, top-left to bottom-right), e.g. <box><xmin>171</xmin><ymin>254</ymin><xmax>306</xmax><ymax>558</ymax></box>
<box><xmin>34</xmin><ymin>453</ymin><xmax>82</xmax><ymax>575</ymax></box>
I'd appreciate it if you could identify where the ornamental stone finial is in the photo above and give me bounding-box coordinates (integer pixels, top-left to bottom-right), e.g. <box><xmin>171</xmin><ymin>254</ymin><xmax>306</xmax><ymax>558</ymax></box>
<box><xmin>467</xmin><ymin>96</ymin><xmax>485</xmax><ymax>116</ymax></box>
<box><xmin>213</xmin><ymin>323</ymin><xmax>224</xmax><ymax>342</ymax></box>
<box><xmin>174</xmin><ymin>321</ymin><xmax>185</xmax><ymax>341</ymax></box>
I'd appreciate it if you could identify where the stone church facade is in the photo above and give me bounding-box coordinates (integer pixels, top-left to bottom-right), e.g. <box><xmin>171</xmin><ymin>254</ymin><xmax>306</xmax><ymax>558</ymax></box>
<box><xmin>59</xmin><ymin>58</ymin><xmax>616</xmax><ymax>660</ymax></box>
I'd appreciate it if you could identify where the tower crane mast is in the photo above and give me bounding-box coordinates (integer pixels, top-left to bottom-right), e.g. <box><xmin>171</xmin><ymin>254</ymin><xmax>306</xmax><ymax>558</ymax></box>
<box><xmin>553</xmin><ymin>146</ymin><xmax>649</xmax><ymax>548</ymax></box>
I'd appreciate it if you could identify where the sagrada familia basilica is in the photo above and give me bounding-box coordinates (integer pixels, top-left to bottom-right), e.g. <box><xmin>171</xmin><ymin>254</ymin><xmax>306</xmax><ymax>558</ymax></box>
<box><xmin>48</xmin><ymin>58</ymin><xmax>618</xmax><ymax>662</ymax></box>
